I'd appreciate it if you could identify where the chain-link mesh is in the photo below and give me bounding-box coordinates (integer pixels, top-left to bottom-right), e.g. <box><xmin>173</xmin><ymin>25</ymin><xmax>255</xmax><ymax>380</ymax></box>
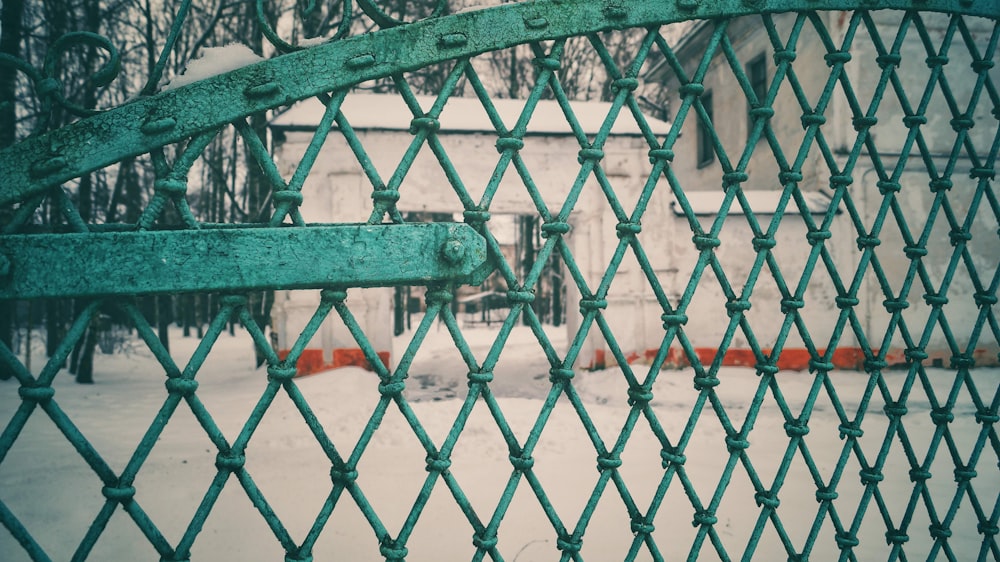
<box><xmin>1</xmin><ymin>2</ymin><xmax>997</xmax><ymax>561</ymax></box>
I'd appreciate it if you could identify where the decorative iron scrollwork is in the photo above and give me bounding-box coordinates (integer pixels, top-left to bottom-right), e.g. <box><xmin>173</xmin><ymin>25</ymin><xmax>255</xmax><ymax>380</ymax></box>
<box><xmin>0</xmin><ymin>31</ymin><xmax>120</xmax><ymax>134</ymax></box>
<box><xmin>356</xmin><ymin>0</ymin><xmax>449</xmax><ymax>29</ymax></box>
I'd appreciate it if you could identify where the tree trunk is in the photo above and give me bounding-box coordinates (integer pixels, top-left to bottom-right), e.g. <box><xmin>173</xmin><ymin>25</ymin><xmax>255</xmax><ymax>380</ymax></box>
<box><xmin>75</xmin><ymin>316</ymin><xmax>98</xmax><ymax>384</ymax></box>
<box><xmin>520</xmin><ymin>215</ymin><xmax>535</xmax><ymax>325</ymax></box>
<box><xmin>394</xmin><ymin>287</ymin><xmax>405</xmax><ymax>336</ymax></box>
<box><xmin>248</xmin><ymin>291</ymin><xmax>273</xmax><ymax>366</ymax></box>
<box><xmin>0</xmin><ymin>300</ymin><xmax>13</xmax><ymax>380</ymax></box>
<box><xmin>246</xmin><ymin>2</ymin><xmax>275</xmax><ymax>366</ymax></box>
<box><xmin>0</xmin><ymin>1</ymin><xmax>23</xmax><ymax>144</ymax></box>
<box><xmin>157</xmin><ymin>295</ymin><xmax>171</xmax><ymax>352</ymax></box>
<box><xmin>508</xmin><ymin>45</ymin><xmax>519</xmax><ymax>99</ymax></box>
<box><xmin>69</xmin><ymin>310</ymin><xmax>82</xmax><ymax>374</ymax></box>
<box><xmin>551</xmin><ymin>257</ymin><xmax>563</xmax><ymax>327</ymax></box>
<box><xmin>24</xmin><ymin>301</ymin><xmax>33</xmax><ymax>374</ymax></box>
<box><xmin>124</xmin><ymin>161</ymin><xmax>143</xmax><ymax>224</ymax></box>
<box><xmin>405</xmin><ymin>285</ymin><xmax>412</xmax><ymax>331</ymax></box>
<box><xmin>195</xmin><ymin>294</ymin><xmax>204</xmax><ymax>338</ymax></box>
<box><xmin>45</xmin><ymin>300</ymin><xmax>66</xmax><ymax>366</ymax></box>
<box><xmin>182</xmin><ymin>294</ymin><xmax>193</xmax><ymax>337</ymax></box>
<box><xmin>0</xmin><ymin>0</ymin><xmax>25</xmax><ymax>379</ymax></box>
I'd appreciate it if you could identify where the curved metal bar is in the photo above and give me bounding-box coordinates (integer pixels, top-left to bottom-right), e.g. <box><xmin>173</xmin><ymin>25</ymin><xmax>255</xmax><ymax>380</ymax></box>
<box><xmin>140</xmin><ymin>0</ymin><xmax>195</xmax><ymax>96</ymax></box>
<box><xmin>356</xmin><ymin>0</ymin><xmax>448</xmax><ymax>29</ymax></box>
<box><xmin>0</xmin><ymin>53</ymin><xmax>44</xmax><ymax>86</ymax></box>
<box><xmin>0</xmin><ymin>0</ymin><xmax>993</xmax><ymax>207</ymax></box>
<box><xmin>256</xmin><ymin>0</ymin><xmax>355</xmax><ymax>54</ymax></box>
<box><xmin>256</xmin><ymin>0</ymin><xmax>302</xmax><ymax>54</ymax></box>
<box><xmin>333</xmin><ymin>0</ymin><xmax>356</xmax><ymax>40</ymax></box>
<box><xmin>41</xmin><ymin>31</ymin><xmax>122</xmax><ymax>117</ymax></box>
<box><xmin>0</xmin><ymin>32</ymin><xmax>120</xmax><ymax>136</ymax></box>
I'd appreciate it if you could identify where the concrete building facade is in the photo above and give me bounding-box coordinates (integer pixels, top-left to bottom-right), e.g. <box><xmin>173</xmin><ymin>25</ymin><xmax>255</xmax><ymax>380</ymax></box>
<box><xmin>269</xmin><ymin>10</ymin><xmax>997</xmax><ymax>375</ymax></box>
<box><xmin>639</xmin><ymin>11</ymin><xmax>998</xmax><ymax>368</ymax></box>
<box><xmin>269</xmin><ymin>93</ymin><xmax>671</xmax><ymax>374</ymax></box>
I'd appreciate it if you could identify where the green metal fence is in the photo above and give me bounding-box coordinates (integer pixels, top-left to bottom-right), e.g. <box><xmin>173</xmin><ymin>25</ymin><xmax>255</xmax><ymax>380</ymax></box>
<box><xmin>1</xmin><ymin>0</ymin><xmax>998</xmax><ymax>560</ymax></box>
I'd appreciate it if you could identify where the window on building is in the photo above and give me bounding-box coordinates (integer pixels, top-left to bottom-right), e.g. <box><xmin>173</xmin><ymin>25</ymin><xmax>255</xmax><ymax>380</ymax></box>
<box><xmin>746</xmin><ymin>54</ymin><xmax>767</xmax><ymax>141</ymax></box>
<box><xmin>697</xmin><ymin>90</ymin><xmax>714</xmax><ymax>167</ymax></box>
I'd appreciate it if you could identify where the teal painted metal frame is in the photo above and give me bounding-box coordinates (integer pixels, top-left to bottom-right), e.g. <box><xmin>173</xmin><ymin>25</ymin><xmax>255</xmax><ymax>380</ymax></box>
<box><xmin>0</xmin><ymin>1</ymin><xmax>997</xmax><ymax>561</ymax></box>
<box><xmin>0</xmin><ymin>223</ymin><xmax>486</xmax><ymax>298</ymax></box>
<box><xmin>0</xmin><ymin>0</ymin><xmax>993</xmax><ymax>207</ymax></box>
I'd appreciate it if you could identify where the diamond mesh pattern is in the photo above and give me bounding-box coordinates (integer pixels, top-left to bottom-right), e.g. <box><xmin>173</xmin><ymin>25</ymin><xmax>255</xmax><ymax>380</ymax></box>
<box><xmin>1</xmin><ymin>4</ymin><xmax>998</xmax><ymax>561</ymax></box>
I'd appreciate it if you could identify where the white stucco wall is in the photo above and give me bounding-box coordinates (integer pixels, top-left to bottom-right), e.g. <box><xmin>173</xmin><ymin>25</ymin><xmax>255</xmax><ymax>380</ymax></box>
<box><xmin>269</xmin><ymin>8</ymin><xmax>998</xmax><ymax>374</ymax></box>
<box><xmin>269</xmin><ymin>94</ymin><xmax>672</xmax><ymax>372</ymax></box>
<box><xmin>649</xmin><ymin>11</ymin><xmax>999</xmax><ymax>367</ymax></box>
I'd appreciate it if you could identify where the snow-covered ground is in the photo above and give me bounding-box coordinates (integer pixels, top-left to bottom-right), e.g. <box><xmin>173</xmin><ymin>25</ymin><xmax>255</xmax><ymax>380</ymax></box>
<box><xmin>1</xmin><ymin>320</ymin><xmax>996</xmax><ymax>561</ymax></box>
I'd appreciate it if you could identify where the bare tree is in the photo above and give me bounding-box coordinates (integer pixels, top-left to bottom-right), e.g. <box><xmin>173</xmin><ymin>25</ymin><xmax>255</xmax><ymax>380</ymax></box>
<box><xmin>3</xmin><ymin>0</ymin><xmax>676</xmax><ymax>380</ymax></box>
<box><xmin>0</xmin><ymin>0</ymin><xmax>26</xmax><ymax>379</ymax></box>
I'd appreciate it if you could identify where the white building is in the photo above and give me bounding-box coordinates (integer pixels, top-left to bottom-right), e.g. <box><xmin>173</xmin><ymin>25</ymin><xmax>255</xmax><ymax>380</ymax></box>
<box><xmin>642</xmin><ymin>11</ymin><xmax>999</xmax><ymax>369</ymax></box>
<box><xmin>269</xmin><ymin>9</ymin><xmax>997</xmax><ymax>376</ymax></box>
<box><xmin>268</xmin><ymin>93</ymin><xmax>672</xmax><ymax>374</ymax></box>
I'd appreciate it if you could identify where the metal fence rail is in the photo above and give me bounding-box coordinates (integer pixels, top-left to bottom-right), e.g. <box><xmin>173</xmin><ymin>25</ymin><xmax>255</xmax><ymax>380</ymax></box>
<box><xmin>0</xmin><ymin>0</ymin><xmax>997</xmax><ymax>560</ymax></box>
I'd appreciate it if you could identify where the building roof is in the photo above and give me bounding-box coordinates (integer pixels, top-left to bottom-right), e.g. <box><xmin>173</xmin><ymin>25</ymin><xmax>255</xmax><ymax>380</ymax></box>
<box><xmin>270</xmin><ymin>93</ymin><xmax>670</xmax><ymax>136</ymax></box>
<box><xmin>642</xmin><ymin>19</ymin><xmax>711</xmax><ymax>83</ymax></box>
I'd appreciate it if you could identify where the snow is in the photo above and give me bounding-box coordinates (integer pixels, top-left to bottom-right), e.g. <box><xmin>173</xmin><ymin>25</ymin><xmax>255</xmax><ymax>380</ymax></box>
<box><xmin>163</xmin><ymin>44</ymin><xmax>264</xmax><ymax>91</ymax></box>
<box><xmin>270</xmin><ymin>93</ymin><xmax>672</xmax><ymax>137</ymax></box>
<box><xmin>453</xmin><ymin>2</ymin><xmax>500</xmax><ymax>14</ymax></box>
<box><xmin>297</xmin><ymin>36</ymin><xmax>329</xmax><ymax>48</ymax></box>
<box><xmin>0</xmin><ymin>321</ymin><xmax>996</xmax><ymax>561</ymax></box>
<box><xmin>671</xmin><ymin>189</ymin><xmax>834</xmax><ymax>216</ymax></box>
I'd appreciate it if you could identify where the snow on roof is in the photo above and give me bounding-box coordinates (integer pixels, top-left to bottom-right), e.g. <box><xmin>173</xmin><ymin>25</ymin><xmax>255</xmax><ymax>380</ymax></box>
<box><xmin>671</xmin><ymin>189</ymin><xmax>835</xmax><ymax>216</ymax></box>
<box><xmin>270</xmin><ymin>93</ymin><xmax>671</xmax><ymax>136</ymax></box>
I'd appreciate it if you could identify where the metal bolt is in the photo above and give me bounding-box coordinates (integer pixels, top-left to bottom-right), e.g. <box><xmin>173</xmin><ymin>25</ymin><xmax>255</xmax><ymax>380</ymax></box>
<box><xmin>441</xmin><ymin>238</ymin><xmax>466</xmax><ymax>265</ymax></box>
<box><xmin>0</xmin><ymin>254</ymin><xmax>11</xmax><ymax>280</ymax></box>
<box><xmin>29</xmin><ymin>156</ymin><xmax>67</xmax><ymax>179</ymax></box>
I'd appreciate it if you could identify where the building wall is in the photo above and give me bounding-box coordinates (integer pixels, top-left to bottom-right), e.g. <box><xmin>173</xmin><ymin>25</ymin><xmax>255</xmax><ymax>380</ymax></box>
<box><xmin>844</xmin><ymin>11</ymin><xmax>999</xmax><ymax>366</ymax></box>
<box><xmin>271</xmin><ymin>124</ymin><xmax>660</xmax><ymax>373</ymax></box>
<box><xmin>269</xmin><ymin>9</ymin><xmax>997</xmax><ymax>375</ymax></box>
<box><xmin>649</xmin><ymin>11</ymin><xmax>999</xmax><ymax>368</ymax></box>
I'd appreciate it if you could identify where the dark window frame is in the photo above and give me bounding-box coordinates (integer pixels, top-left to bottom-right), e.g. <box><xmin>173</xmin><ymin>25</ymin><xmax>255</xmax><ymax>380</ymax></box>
<box><xmin>697</xmin><ymin>89</ymin><xmax>714</xmax><ymax>168</ymax></box>
<box><xmin>746</xmin><ymin>53</ymin><xmax>767</xmax><ymax>142</ymax></box>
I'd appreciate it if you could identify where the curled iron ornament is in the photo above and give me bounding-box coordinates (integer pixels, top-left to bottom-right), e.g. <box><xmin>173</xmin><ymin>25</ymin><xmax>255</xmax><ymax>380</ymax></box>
<box><xmin>0</xmin><ymin>31</ymin><xmax>120</xmax><ymax>134</ymax></box>
<box><xmin>0</xmin><ymin>53</ymin><xmax>43</xmax><ymax>87</ymax></box>
<box><xmin>255</xmin><ymin>0</ymin><xmax>447</xmax><ymax>54</ymax></box>
<box><xmin>256</xmin><ymin>0</ymin><xmax>354</xmax><ymax>54</ymax></box>
<box><xmin>356</xmin><ymin>0</ymin><xmax>448</xmax><ymax>28</ymax></box>
<box><xmin>0</xmin><ymin>53</ymin><xmax>43</xmax><ymax>136</ymax></box>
